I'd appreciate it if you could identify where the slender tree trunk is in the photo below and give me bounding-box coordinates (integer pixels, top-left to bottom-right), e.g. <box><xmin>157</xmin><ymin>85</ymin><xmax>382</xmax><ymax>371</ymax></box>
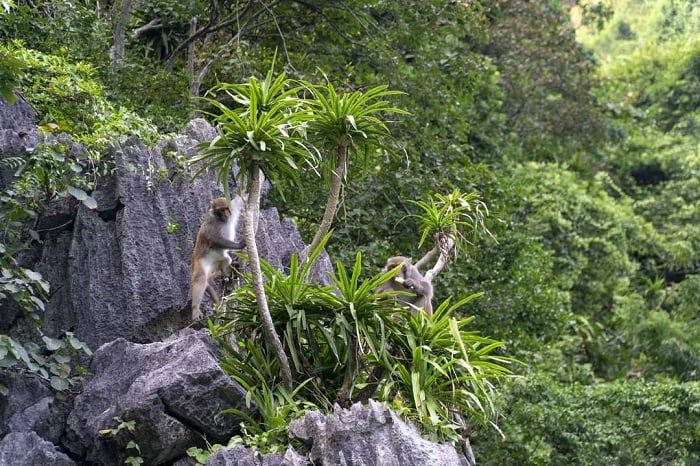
<box><xmin>337</xmin><ymin>333</ymin><xmax>358</xmax><ymax>407</ymax></box>
<box><xmin>187</xmin><ymin>16</ymin><xmax>197</xmax><ymax>95</ymax></box>
<box><xmin>111</xmin><ymin>0</ymin><xmax>132</xmax><ymax>70</ymax></box>
<box><xmin>306</xmin><ymin>145</ymin><xmax>346</xmax><ymax>258</ymax></box>
<box><xmin>243</xmin><ymin>163</ymin><xmax>293</xmax><ymax>390</ymax></box>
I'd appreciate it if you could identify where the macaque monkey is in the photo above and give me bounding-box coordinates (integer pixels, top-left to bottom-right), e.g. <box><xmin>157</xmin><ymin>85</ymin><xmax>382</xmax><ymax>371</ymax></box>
<box><xmin>376</xmin><ymin>256</ymin><xmax>433</xmax><ymax>316</ymax></box>
<box><xmin>190</xmin><ymin>196</ymin><xmax>245</xmax><ymax>320</ymax></box>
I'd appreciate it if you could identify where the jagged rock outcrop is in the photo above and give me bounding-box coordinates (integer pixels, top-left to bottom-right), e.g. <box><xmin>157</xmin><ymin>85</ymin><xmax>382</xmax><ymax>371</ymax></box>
<box><xmin>0</xmin><ymin>94</ymin><xmax>332</xmax><ymax>349</ymax></box>
<box><xmin>206</xmin><ymin>402</ymin><xmax>467</xmax><ymax>466</ymax></box>
<box><xmin>62</xmin><ymin>330</ymin><xmax>254</xmax><ymax>465</ymax></box>
<box><xmin>0</xmin><ymin>431</ymin><xmax>75</xmax><ymax>466</ymax></box>
<box><xmin>206</xmin><ymin>446</ymin><xmax>307</xmax><ymax>466</ymax></box>
<box><xmin>0</xmin><ymin>372</ymin><xmax>69</xmax><ymax>444</ymax></box>
<box><xmin>0</xmin><ymin>95</ymin><xmax>39</xmax><ymax>189</ymax></box>
<box><xmin>0</xmin><ymin>97</ymin><xmax>468</xmax><ymax>466</ymax></box>
<box><xmin>289</xmin><ymin>401</ymin><xmax>467</xmax><ymax>466</ymax></box>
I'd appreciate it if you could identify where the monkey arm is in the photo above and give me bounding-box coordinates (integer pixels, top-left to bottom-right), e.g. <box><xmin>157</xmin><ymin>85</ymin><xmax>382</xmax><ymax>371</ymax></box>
<box><xmin>404</xmin><ymin>277</ymin><xmax>432</xmax><ymax>296</ymax></box>
<box><xmin>204</xmin><ymin>231</ymin><xmax>244</xmax><ymax>250</ymax></box>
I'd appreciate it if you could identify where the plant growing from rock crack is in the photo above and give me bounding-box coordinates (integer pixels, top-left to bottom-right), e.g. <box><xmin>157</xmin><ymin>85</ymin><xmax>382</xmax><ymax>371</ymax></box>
<box><xmin>211</xmin><ymin>235</ymin><xmax>514</xmax><ymax>448</ymax></box>
<box><xmin>0</xmin><ymin>244</ymin><xmax>92</xmax><ymax>394</ymax></box>
<box><xmin>98</xmin><ymin>417</ymin><xmax>143</xmax><ymax>465</ymax></box>
<box><xmin>192</xmin><ymin>63</ymin><xmax>314</xmax><ymax>390</ymax></box>
<box><xmin>303</xmin><ymin>83</ymin><xmax>407</xmax><ymax>259</ymax></box>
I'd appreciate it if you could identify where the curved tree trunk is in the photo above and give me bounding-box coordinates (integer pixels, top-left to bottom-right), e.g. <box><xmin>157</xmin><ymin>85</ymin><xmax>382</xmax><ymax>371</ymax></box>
<box><xmin>306</xmin><ymin>145</ymin><xmax>346</xmax><ymax>258</ymax></box>
<box><xmin>337</xmin><ymin>333</ymin><xmax>358</xmax><ymax>407</ymax></box>
<box><xmin>243</xmin><ymin>163</ymin><xmax>293</xmax><ymax>389</ymax></box>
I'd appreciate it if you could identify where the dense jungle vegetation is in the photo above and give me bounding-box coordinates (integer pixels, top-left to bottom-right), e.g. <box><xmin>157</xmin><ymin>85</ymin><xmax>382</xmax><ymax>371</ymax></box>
<box><xmin>1</xmin><ymin>0</ymin><xmax>699</xmax><ymax>463</ymax></box>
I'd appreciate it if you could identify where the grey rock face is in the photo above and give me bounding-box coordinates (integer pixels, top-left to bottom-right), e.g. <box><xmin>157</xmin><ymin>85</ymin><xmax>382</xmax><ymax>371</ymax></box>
<box><xmin>0</xmin><ymin>95</ymin><xmax>333</xmax><ymax>349</ymax></box>
<box><xmin>0</xmin><ymin>431</ymin><xmax>75</xmax><ymax>466</ymax></box>
<box><xmin>11</xmin><ymin>115</ymin><xmax>334</xmax><ymax>349</ymax></box>
<box><xmin>0</xmin><ymin>95</ymin><xmax>39</xmax><ymax>190</ymax></box>
<box><xmin>206</xmin><ymin>402</ymin><xmax>466</xmax><ymax>466</ymax></box>
<box><xmin>289</xmin><ymin>401</ymin><xmax>467</xmax><ymax>466</ymax></box>
<box><xmin>206</xmin><ymin>446</ymin><xmax>307</xmax><ymax>466</ymax></box>
<box><xmin>0</xmin><ymin>372</ymin><xmax>68</xmax><ymax>444</ymax></box>
<box><xmin>55</xmin><ymin>124</ymin><xmax>224</xmax><ymax>348</ymax></box>
<box><xmin>63</xmin><ymin>330</ymin><xmax>254</xmax><ymax>465</ymax></box>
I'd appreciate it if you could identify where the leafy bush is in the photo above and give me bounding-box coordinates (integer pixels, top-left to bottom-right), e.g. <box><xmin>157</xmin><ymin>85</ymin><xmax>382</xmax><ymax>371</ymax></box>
<box><xmin>2</xmin><ymin>42</ymin><xmax>157</xmax><ymax>149</ymax></box>
<box><xmin>0</xmin><ymin>245</ymin><xmax>91</xmax><ymax>393</ymax></box>
<box><xmin>475</xmin><ymin>375</ymin><xmax>700</xmax><ymax>466</ymax></box>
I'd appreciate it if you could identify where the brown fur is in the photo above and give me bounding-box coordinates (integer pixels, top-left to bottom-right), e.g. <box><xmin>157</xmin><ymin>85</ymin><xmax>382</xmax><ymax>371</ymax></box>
<box><xmin>376</xmin><ymin>256</ymin><xmax>433</xmax><ymax>316</ymax></box>
<box><xmin>190</xmin><ymin>196</ymin><xmax>244</xmax><ymax>320</ymax></box>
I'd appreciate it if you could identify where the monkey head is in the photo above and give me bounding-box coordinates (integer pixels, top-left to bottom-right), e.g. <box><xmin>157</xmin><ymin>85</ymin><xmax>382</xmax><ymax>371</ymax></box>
<box><xmin>383</xmin><ymin>256</ymin><xmax>412</xmax><ymax>279</ymax></box>
<box><xmin>210</xmin><ymin>197</ymin><xmax>232</xmax><ymax>222</ymax></box>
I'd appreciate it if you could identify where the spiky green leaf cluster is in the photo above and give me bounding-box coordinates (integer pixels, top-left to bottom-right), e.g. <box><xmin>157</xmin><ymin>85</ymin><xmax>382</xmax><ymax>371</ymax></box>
<box><xmin>212</xmin><ymin>235</ymin><xmax>513</xmax><ymax>445</ymax></box>
<box><xmin>306</xmin><ymin>83</ymin><xmax>409</xmax><ymax>171</ymax></box>
<box><xmin>412</xmin><ymin>189</ymin><xmax>493</xmax><ymax>248</ymax></box>
<box><xmin>192</xmin><ymin>67</ymin><xmax>314</xmax><ymax>200</ymax></box>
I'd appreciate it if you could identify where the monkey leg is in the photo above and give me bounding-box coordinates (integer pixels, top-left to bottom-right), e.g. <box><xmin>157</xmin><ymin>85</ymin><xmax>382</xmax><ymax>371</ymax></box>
<box><xmin>191</xmin><ymin>277</ymin><xmax>207</xmax><ymax>321</ymax></box>
<box><xmin>414</xmin><ymin>297</ymin><xmax>433</xmax><ymax>316</ymax></box>
<box><xmin>190</xmin><ymin>268</ymin><xmax>209</xmax><ymax>321</ymax></box>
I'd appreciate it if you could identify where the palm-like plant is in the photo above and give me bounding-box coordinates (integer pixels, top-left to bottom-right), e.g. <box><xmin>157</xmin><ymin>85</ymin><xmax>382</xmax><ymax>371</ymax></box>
<box><xmin>304</xmin><ymin>83</ymin><xmax>408</xmax><ymax>257</ymax></box>
<box><xmin>222</xmin><ymin>235</ymin><xmax>408</xmax><ymax>407</ymax></box>
<box><xmin>213</xmin><ymin>238</ymin><xmax>514</xmax><ymax>445</ymax></box>
<box><xmin>191</xmin><ymin>66</ymin><xmax>314</xmax><ymax>389</ymax></box>
<box><xmin>412</xmin><ymin>189</ymin><xmax>493</xmax><ymax>280</ymax></box>
<box><xmin>380</xmin><ymin>295</ymin><xmax>515</xmax><ymax>442</ymax></box>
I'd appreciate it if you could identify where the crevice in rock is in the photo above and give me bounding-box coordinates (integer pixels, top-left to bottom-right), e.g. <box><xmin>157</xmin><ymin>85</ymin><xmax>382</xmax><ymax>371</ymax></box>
<box><xmin>98</xmin><ymin>198</ymin><xmax>124</xmax><ymax>222</ymax></box>
<box><xmin>157</xmin><ymin>393</ymin><xmax>210</xmax><ymax>441</ymax></box>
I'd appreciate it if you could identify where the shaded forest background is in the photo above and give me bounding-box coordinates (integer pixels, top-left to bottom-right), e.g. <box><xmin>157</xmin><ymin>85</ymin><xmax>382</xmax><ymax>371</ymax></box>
<box><xmin>1</xmin><ymin>0</ymin><xmax>699</xmax><ymax>463</ymax></box>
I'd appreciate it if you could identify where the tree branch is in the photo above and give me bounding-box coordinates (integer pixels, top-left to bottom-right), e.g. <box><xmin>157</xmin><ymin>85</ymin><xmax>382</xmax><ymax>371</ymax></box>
<box><xmin>164</xmin><ymin>1</ymin><xmax>272</xmax><ymax>68</ymax></box>
<box><xmin>131</xmin><ymin>18</ymin><xmax>162</xmax><ymax>40</ymax></box>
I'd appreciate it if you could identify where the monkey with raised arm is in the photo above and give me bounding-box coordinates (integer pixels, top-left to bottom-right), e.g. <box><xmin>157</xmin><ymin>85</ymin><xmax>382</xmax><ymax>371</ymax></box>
<box><xmin>376</xmin><ymin>256</ymin><xmax>433</xmax><ymax>316</ymax></box>
<box><xmin>190</xmin><ymin>196</ymin><xmax>245</xmax><ymax>320</ymax></box>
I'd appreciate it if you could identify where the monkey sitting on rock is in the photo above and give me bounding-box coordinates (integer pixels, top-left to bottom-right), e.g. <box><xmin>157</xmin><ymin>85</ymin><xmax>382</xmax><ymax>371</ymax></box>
<box><xmin>376</xmin><ymin>256</ymin><xmax>433</xmax><ymax>316</ymax></box>
<box><xmin>190</xmin><ymin>196</ymin><xmax>245</xmax><ymax>321</ymax></box>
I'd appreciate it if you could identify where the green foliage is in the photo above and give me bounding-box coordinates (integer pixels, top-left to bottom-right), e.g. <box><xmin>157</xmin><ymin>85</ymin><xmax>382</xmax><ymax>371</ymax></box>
<box><xmin>193</xmin><ymin>66</ymin><xmax>312</xmax><ymax>200</ymax></box>
<box><xmin>411</xmin><ymin>189</ymin><xmax>492</xmax><ymax>249</ymax></box>
<box><xmin>0</xmin><ymin>247</ymin><xmax>90</xmax><ymax>393</ymax></box>
<box><xmin>0</xmin><ymin>140</ymin><xmax>100</xmax><ymax>249</ymax></box>
<box><xmin>187</xmin><ymin>445</ymin><xmax>222</xmax><ymax>465</ymax></box>
<box><xmin>213</xmin><ymin>237</ymin><xmax>513</xmax><ymax>449</ymax></box>
<box><xmin>1</xmin><ymin>42</ymin><xmax>158</xmax><ymax>149</ymax></box>
<box><xmin>0</xmin><ymin>48</ymin><xmax>22</xmax><ymax>103</ymax></box>
<box><xmin>486</xmin><ymin>0</ymin><xmax>606</xmax><ymax>161</ymax></box>
<box><xmin>475</xmin><ymin>375</ymin><xmax>700</xmax><ymax>466</ymax></box>
<box><xmin>380</xmin><ymin>296</ymin><xmax>515</xmax><ymax>441</ymax></box>
<box><xmin>306</xmin><ymin>83</ymin><xmax>407</xmax><ymax>159</ymax></box>
<box><xmin>4</xmin><ymin>0</ymin><xmax>700</xmax><ymax>462</ymax></box>
<box><xmin>99</xmin><ymin>417</ymin><xmax>144</xmax><ymax>465</ymax></box>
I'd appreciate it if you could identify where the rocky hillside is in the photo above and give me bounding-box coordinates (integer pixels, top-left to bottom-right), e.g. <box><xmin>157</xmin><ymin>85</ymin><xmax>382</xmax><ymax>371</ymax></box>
<box><xmin>0</xmin><ymin>96</ymin><xmax>469</xmax><ymax>465</ymax></box>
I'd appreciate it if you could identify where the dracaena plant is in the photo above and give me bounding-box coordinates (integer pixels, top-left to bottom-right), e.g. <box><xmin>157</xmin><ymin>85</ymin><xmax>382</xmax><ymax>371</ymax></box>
<box><xmin>304</xmin><ymin>83</ymin><xmax>408</xmax><ymax>257</ymax></box>
<box><xmin>412</xmin><ymin>189</ymin><xmax>493</xmax><ymax>281</ymax></box>
<box><xmin>379</xmin><ymin>295</ymin><xmax>516</xmax><ymax>442</ymax></box>
<box><xmin>191</xmin><ymin>64</ymin><xmax>316</xmax><ymax>389</ymax></box>
<box><xmin>216</xmin><ymin>233</ymin><xmax>407</xmax><ymax>406</ymax></box>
